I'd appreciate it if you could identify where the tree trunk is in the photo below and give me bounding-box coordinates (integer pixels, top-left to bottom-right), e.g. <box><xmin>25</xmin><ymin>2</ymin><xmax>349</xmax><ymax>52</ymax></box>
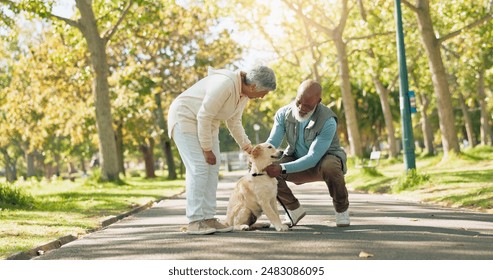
<box><xmin>417</xmin><ymin>93</ymin><xmax>435</xmax><ymax>156</ymax></box>
<box><xmin>1</xmin><ymin>149</ymin><xmax>17</xmax><ymax>182</ymax></box>
<box><xmin>115</xmin><ymin>116</ymin><xmax>125</xmax><ymax>175</ymax></box>
<box><xmin>478</xmin><ymin>69</ymin><xmax>493</xmax><ymax>145</ymax></box>
<box><xmin>68</xmin><ymin>162</ymin><xmax>78</xmax><ymax>174</ymax></box>
<box><xmin>26</xmin><ymin>151</ymin><xmax>36</xmax><ymax>178</ymax></box>
<box><xmin>414</xmin><ymin>0</ymin><xmax>460</xmax><ymax>157</ymax></box>
<box><xmin>457</xmin><ymin>92</ymin><xmax>476</xmax><ymax>148</ymax></box>
<box><xmin>373</xmin><ymin>77</ymin><xmax>398</xmax><ymax>158</ymax></box>
<box><xmin>79</xmin><ymin>156</ymin><xmax>87</xmax><ymax>176</ymax></box>
<box><xmin>334</xmin><ymin>36</ymin><xmax>362</xmax><ymax>158</ymax></box>
<box><xmin>410</xmin><ymin>71</ymin><xmax>435</xmax><ymax>155</ymax></box>
<box><xmin>140</xmin><ymin>138</ymin><xmax>156</xmax><ymax>179</ymax></box>
<box><xmin>357</xmin><ymin>1</ymin><xmax>397</xmax><ymax>158</ymax></box>
<box><xmin>154</xmin><ymin>93</ymin><xmax>177</xmax><ymax>179</ymax></box>
<box><xmin>284</xmin><ymin>0</ymin><xmax>361</xmax><ymax>157</ymax></box>
<box><xmin>54</xmin><ymin>153</ymin><xmax>61</xmax><ymax>177</ymax></box>
<box><xmin>76</xmin><ymin>0</ymin><xmax>119</xmax><ymax>181</ymax></box>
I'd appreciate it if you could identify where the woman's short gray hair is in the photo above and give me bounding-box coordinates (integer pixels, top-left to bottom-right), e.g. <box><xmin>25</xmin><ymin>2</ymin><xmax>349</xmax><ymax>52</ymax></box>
<box><xmin>245</xmin><ymin>65</ymin><xmax>277</xmax><ymax>92</ymax></box>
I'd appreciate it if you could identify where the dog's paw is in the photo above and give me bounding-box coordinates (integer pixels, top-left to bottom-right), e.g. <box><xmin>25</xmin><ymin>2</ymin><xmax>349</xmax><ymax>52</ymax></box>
<box><xmin>275</xmin><ymin>224</ymin><xmax>290</xmax><ymax>232</ymax></box>
<box><xmin>234</xmin><ymin>225</ymin><xmax>250</xmax><ymax>231</ymax></box>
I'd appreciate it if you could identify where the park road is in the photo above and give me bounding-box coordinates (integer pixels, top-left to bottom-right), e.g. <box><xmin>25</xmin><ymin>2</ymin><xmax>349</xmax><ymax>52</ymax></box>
<box><xmin>35</xmin><ymin>171</ymin><xmax>493</xmax><ymax>260</ymax></box>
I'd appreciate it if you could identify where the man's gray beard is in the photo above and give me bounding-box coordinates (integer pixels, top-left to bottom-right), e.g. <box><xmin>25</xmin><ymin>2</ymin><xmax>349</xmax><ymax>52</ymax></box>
<box><xmin>291</xmin><ymin>102</ymin><xmax>314</xmax><ymax>122</ymax></box>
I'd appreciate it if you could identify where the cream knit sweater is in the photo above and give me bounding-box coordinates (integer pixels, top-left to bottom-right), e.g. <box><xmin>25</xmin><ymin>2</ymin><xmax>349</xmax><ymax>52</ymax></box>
<box><xmin>167</xmin><ymin>67</ymin><xmax>251</xmax><ymax>151</ymax></box>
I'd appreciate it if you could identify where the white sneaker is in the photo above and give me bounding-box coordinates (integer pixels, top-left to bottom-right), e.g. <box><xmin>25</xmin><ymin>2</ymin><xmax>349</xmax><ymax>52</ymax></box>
<box><xmin>282</xmin><ymin>205</ymin><xmax>306</xmax><ymax>227</ymax></box>
<box><xmin>204</xmin><ymin>218</ymin><xmax>233</xmax><ymax>233</ymax></box>
<box><xmin>335</xmin><ymin>210</ymin><xmax>350</xmax><ymax>227</ymax></box>
<box><xmin>187</xmin><ymin>220</ymin><xmax>216</xmax><ymax>235</ymax></box>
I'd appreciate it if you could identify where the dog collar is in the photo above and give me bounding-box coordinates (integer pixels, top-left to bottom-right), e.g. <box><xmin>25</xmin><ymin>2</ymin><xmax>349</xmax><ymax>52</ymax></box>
<box><xmin>251</xmin><ymin>173</ymin><xmax>265</xmax><ymax>177</ymax></box>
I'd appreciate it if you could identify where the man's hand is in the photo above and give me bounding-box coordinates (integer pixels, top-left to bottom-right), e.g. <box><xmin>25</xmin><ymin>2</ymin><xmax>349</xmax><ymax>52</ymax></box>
<box><xmin>203</xmin><ymin>150</ymin><xmax>216</xmax><ymax>165</ymax></box>
<box><xmin>265</xmin><ymin>164</ymin><xmax>282</xmax><ymax>177</ymax></box>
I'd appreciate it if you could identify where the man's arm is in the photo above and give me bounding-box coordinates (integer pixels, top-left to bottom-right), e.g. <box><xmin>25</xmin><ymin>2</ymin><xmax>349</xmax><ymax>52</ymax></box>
<box><xmin>266</xmin><ymin>118</ymin><xmax>337</xmax><ymax>177</ymax></box>
<box><xmin>283</xmin><ymin>118</ymin><xmax>336</xmax><ymax>173</ymax></box>
<box><xmin>266</xmin><ymin>107</ymin><xmax>288</xmax><ymax>148</ymax></box>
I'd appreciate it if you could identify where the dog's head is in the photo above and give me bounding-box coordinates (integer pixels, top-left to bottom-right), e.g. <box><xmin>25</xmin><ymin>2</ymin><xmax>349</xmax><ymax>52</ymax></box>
<box><xmin>250</xmin><ymin>143</ymin><xmax>282</xmax><ymax>170</ymax></box>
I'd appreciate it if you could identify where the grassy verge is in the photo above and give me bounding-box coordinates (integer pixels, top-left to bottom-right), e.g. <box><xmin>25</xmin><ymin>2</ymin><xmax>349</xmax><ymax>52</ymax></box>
<box><xmin>346</xmin><ymin>145</ymin><xmax>493</xmax><ymax>213</ymax></box>
<box><xmin>0</xmin><ymin>173</ymin><xmax>185</xmax><ymax>259</ymax></box>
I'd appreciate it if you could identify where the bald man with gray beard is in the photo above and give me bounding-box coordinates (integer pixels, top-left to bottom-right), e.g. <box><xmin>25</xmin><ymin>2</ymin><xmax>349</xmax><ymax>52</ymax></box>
<box><xmin>265</xmin><ymin>80</ymin><xmax>350</xmax><ymax>228</ymax></box>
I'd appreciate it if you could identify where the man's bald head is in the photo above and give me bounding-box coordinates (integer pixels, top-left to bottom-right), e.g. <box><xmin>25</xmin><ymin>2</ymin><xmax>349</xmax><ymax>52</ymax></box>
<box><xmin>297</xmin><ymin>79</ymin><xmax>322</xmax><ymax>101</ymax></box>
<box><xmin>293</xmin><ymin>80</ymin><xmax>322</xmax><ymax>121</ymax></box>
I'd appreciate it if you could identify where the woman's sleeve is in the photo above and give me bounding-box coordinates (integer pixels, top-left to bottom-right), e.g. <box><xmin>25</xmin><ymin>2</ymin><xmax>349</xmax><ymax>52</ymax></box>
<box><xmin>225</xmin><ymin>98</ymin><xmax>251</xmax><ymax>149</ymax></box>
<box><xmin>197</xmin><ymin>78</ymin><xmax>232</xmax><ymax>151</ymax></box>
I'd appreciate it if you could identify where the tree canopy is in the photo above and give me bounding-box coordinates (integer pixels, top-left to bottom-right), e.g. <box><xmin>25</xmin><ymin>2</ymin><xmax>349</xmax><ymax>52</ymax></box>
<box><xmin>1</xmin><ymin>0</ymin><xmax>492</xmax><ymax>181</ymax></box>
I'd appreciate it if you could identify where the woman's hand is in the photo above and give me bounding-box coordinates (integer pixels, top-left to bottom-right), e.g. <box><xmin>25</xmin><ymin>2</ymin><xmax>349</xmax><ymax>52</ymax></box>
<box><xmin>203</xmin><ymin>150</ymin><xmax>217</xmax><ymax>165</ymax></box>
<box><xmin>242</xmin><ymin>143</ymin><xmax>254</xmax><ymax>154</ymax></box>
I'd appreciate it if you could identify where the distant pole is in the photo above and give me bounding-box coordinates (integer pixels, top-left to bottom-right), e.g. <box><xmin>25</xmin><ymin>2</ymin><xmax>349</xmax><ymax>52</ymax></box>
<box><xmin>394</xmin><ymin>0</ymin><xmax>416</xmax><ymax>170</ymax></box>
<box><xmin>253</xmin><ymin>124</ymin><xmax>260</xmax><ymax>144</ymax></box>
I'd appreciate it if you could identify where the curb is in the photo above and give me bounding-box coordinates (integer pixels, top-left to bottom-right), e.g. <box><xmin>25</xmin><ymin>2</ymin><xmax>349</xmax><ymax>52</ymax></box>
<box><xmin>101</xmin><ymin>200</ymin><xmax>155</xmax><ymax>228</ymax></box>
<box><xmin>6</xmin><ymin>234</ymin><xmax>78</xmax><ymax>260</ymax></box>
<box><xmin>4</xmin><ymin>194</ymin><xmax>180</xmax><ymax>260</ymax></box>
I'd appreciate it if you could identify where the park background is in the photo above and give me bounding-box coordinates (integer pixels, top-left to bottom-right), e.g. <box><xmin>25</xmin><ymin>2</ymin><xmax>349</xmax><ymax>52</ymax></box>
<box><xmin>0</xmin><ymin>0</ymin><xmax>492</xmax><ymax>259</ymax></box>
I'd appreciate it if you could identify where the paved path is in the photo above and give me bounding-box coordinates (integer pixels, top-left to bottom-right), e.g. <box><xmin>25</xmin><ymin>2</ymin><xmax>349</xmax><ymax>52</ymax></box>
<box><xmin>35</xmin><ymin>172</ymin><xmax>493</xmax><ymax>260</ymax></box>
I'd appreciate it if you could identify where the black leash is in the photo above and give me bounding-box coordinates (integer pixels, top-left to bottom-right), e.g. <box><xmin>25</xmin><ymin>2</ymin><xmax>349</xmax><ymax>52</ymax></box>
<box><xmin>277</xmin><ymin>195</ymin><xmax>292</xmax><ymax>224</ymax></box>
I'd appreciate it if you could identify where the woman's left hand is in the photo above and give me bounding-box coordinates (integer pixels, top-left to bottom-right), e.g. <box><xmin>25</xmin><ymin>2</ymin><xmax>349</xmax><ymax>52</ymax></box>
<box><xmin>203</xmin><ymin>150</ymin><xmax>216</xmax><ymax>165</ymax></box>
<box><xmin>242</xmin><ymin>144</ymin><xmax>253</xmax><ymax>154</ymax></box>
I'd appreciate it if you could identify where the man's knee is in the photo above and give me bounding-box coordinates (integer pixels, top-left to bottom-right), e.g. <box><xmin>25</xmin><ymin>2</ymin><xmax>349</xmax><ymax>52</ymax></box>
<box><xmin>320</xmin><ymin>155</ymin><xmax>343</xmax><ymax>177</ymax></box>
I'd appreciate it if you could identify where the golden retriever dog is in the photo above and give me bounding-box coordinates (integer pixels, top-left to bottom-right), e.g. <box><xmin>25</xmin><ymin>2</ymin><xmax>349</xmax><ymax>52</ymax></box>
<box><xmin>225</xmin><ymin>143</ymin><xmax>289</xmax><ymax>232</ymax></box>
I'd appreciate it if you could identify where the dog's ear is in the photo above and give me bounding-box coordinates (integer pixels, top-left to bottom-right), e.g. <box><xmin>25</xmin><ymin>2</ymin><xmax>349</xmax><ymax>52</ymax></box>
<box><xmin>251</xmin><ymin>145</ymin><xmax>262</xmax><ymax>159</ymax></box>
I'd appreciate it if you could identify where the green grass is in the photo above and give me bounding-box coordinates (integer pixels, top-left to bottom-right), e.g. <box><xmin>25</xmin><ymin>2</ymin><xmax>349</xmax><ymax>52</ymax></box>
<box><xmin>0</xmin><ymin>173</ymin><xmax>184</xmax><ymax>259</ymax></box>
<box><xmin>346</xmin><ymin>145</ymin><xmax>493</xmax><ymax>212</ymax></box>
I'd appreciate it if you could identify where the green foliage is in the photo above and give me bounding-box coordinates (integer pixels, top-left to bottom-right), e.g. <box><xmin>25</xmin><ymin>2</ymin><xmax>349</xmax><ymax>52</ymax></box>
<box><xmin>0</xmin><ymin>182</ymin><xmax>35</xmax><ymax>209</ymax></box>
<box><xmin>1</xmin><ymin>0</ymin><xmax>492</xmax><ymax>185</ymax></box>
<box><xmin>360</xmin><ymin>166</ymin><xmax>383</xmax><ymax>177</ymax></box>
<box><xmin>462</xmin><ymin>145</ymin><xmax>493</xmax><ymax>160</ymax></box>
<box><xmin>83</xmin><ymin>169</ymin><xmax>125</xmax><ymax>186</ymax></box>
<box><xmin>391</xmin><ymin>169</ymin><xmax>430</xmax><ymax>193</ymax></box>
<box><xmin>345</xmin><ymin>162</ymin><xmax>393</xmax><ymax>194</ymax></box>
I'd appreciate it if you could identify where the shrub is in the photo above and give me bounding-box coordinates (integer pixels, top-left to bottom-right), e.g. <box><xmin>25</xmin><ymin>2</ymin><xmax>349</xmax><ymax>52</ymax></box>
<box><xmin>84</xmin><ymin>169</ymin><xmax>126</xmax><ymax>186</ymax></box>
<box><xmin>463</xmin><ymin>145</ymin><xmax>493</xmax><ymax>160</ymax></box>
<box><xmin>391</xmin><ymin>169</ymin><xmax>430</xmax><ymax>193</ymax></box>
<box><xmin>360</xmin><ymin>166</ymin><xmax>383</xmax><ymax>177</ymax></box>
<box><xmin>0</xmin><ymin>182</ymin><xmax>35</xmax><ymax>209</ymax></box>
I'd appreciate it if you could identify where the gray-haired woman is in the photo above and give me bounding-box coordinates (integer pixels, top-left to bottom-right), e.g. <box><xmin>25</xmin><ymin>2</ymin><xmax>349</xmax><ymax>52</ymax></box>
<box><xmin>168</xmin><ymin>65</ymin><xmax>276</xmax><ymax>235</ymax></box>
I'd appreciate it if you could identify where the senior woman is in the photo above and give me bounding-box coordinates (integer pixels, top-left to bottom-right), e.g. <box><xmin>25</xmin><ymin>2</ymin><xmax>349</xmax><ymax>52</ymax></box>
<box><xmin>168</xmin><ymin>65</ymin><xmax>276</xmax><ymax>235</ymax></box>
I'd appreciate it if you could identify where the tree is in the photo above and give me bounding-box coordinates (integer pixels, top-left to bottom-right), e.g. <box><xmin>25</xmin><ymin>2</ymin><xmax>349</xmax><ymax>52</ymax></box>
<box><xmin>0</xmin><ymin>0</ymin><xmax>138</xmax><ymax>181</ymax></box>
<box><xmin>0</xmin><ymin>21</ymin><xmax>96</xmax><ymax>180</ymax></box>
<box><xmin>353</xmin><ymin>0</ymin><xmax>400</xmax><ymax>157</ymax></box>
<box><xmin>107</xmin><ymin>1</ymin><xmax>242</xmax><ymax>178</ymax></box>
<box><xmin>402</xmin><ymin>0</ymin><xmax>493</xmax><ymax>157</ymax></box>
<box><xmin>281</xmin><ymin>0</ymin><xmax>363</xmax><ymax>157</ymax></box>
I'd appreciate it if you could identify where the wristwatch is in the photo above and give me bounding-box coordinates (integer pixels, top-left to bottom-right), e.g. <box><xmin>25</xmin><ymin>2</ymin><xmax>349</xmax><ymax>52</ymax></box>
<box><xmin>280</xmin><ymin>165</ymin><xmax>287</xmax><ymax>174</ymax></box>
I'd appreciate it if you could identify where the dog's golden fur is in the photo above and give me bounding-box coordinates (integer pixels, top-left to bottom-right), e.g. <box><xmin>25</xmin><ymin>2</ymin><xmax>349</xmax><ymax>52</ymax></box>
<box><xmin>225</xmin><ymin>143</ymin><xmax>289</xmax><ymax>231</ymax></box>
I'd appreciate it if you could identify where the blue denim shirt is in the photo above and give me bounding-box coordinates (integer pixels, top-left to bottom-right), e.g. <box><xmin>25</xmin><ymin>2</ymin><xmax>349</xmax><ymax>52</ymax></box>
<box><xmin>266</xmin><ymin>105</ymin><xmax>337</xmax><ymax>173</ymax></box>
